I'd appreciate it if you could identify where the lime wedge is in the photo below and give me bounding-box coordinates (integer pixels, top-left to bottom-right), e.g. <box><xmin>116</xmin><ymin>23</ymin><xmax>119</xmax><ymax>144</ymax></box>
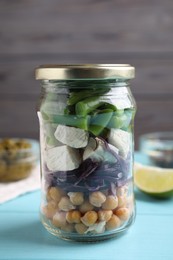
<box><xmin>134</xmin><ymin>163</ymin><xmax>173</xmax><ymax>198</ymax></box>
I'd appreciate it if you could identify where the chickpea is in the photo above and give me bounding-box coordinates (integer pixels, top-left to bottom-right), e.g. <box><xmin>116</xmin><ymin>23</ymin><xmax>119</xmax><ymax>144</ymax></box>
<box><xmin>66</xmin><ymin>210</ymin><xmax>81</xmax><ymax>224</ymax></box>
<box><xmin>116</xmin><ymin>186</ymin><xmax>125</xmax><ymax>196</ymax></box>
<box><xmin>75</xmin><ymin>223</ymin><xmax>88</xmax><ymax>234</ymax></box>
<box><xmin>89</xmin><ymin>191</ymin><xmax>106</xmax><ymax>207</ymax></box>
<box><xmin>117</xmin><ymin>195</ymin><xmax>127</xmax><ymax>208</ymax></box>
<box><xmin>98</xmin><ymin>210</ymin><xmax>113</xmax><ymax>222</ymax></box>
<box><xmin>46</xmin><ymin>191</ymin><xmax>52</xmax><ymax>202</ymax></box>
<box><xmin>102</xmin><ymin>195</ymin><xmax>118</xmax><ymax>210</ymax></box>
<box><xmin>106</xmin><ymin>215</ymin><xmax>121</xmax><ymax>231</ymax></box>
<box><xmin>126</xmin><ymin>195</ymin><xmax>133</xmax><ymax>208</ymax></box>
<box><xmin>49</xmin><ymin>199</ymin><xmax>59</xmax><ymax>208</ymax></box>
<box><xmin>115</xmin><ymin>208</ymin><xmax>130</xmax><ymax>221</ymax></box>
<box><xmin>58</xmin><ymin>196</ymin><xmax>76</xmax><ymax>211</ymax></box>
<box><xmin>52</xmin><ymin>211</ymin><xmax>67</xmax><ymax>228</ymax></box>
<box><xmin>79</xmin><ymin>200</ymin><xmax>94</xmax><ymax>214</ymax></box>
<box><xmin>68</xmin><ymin>192</ymin><xmax>84</xmax><ymax>206</ymax></box>
<box><xmin>48</xmin><ymin>187</ymin><xmax>65</xmax><ymax>202</ymax></box>
<box><xmin>81</xmin><ymin>211</ymin><xmax>98</xmax><ymax>227</ymax></box>
<box><xmin>61</xmin><ymin>223</ymin><xmax>74</xmax><ymax>232</ymax></box>
<box><xmin>42</xmin><ymin>201</ymin><xmax>58</xmax><ymax>219</ymax></box>
<box><xmin>126</xmin><ymin>195</ymin><xmax>134</xmax><ymax>215</ymax></box>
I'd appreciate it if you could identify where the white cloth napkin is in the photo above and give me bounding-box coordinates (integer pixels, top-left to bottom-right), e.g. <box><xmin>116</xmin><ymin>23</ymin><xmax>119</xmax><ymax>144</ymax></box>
<box><xmin>0</xmin><ymin>164</ymin><xmax>40</xmax><ymax>204</ymax></box>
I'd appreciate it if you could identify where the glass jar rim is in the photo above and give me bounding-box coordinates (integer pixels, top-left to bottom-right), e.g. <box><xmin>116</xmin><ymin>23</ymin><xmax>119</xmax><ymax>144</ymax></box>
<box><xmin>35</xmin><ymin>64</ymin><xmax>135</xmax><ymax>80</ymax></box>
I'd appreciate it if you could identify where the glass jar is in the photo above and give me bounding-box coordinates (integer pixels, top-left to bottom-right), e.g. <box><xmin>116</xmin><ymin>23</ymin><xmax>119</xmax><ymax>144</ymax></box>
<box><xmin>35</xmin><ymin>64</ymin><xmax>136</xmax><ymax>242</ymax></box>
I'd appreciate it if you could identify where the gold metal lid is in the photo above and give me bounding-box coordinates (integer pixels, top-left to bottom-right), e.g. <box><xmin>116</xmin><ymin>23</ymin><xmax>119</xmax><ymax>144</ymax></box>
<box><xmin>35</xmin><ymin>64</ymin><xmax>135</xmax><ymax>80</ymax></box>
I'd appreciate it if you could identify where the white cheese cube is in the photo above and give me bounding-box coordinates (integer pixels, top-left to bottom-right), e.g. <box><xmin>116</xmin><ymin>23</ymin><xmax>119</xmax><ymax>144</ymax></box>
<box><xmin>54</xmin><ymin>125</ymin><xmax>88</xmax><ymax>148</ymax></box>
<box><xmin>83</xmin><ymin>138</ymin><xmax>117</xmax><ymax>163</ymax></box>
<box><xmin>83</xmin><ymin>138</ymin><xmax>97</xmax><ymax>160</ymax></box>
<box><xmin>46</xmin><ymin>145</ymin><xmax>81</xmax><ymax>171</ymax></box>
<box><xmin>108</xmin><ymin>129</ymin><xmax>131</xmax><ymax>158</ymax></box>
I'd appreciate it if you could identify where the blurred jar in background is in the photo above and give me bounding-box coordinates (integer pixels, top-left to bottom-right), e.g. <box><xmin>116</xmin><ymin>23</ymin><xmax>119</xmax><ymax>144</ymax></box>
<box><xmin>0</xmin><ymin>138</ymin><xmax>38</xmax><ymax>182</ymax></box>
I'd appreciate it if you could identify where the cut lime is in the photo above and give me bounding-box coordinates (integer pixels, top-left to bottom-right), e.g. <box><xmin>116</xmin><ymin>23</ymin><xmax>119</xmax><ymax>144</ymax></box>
<box><xmin>134</xmin><ymin>163</ymin><xmax>173</xmax><ymax>198</ymax></box>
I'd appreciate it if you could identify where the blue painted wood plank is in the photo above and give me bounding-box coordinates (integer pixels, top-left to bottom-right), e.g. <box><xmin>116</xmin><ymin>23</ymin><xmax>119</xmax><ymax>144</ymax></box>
<box><xmin>0</xmin><ymin>152</ymin><xmax>173</xmax><ymax>260</ymax></box>
<box><xmin>135</xmin><ymin>188</ymin><xmax>173</xmax><ymax>215</ymax></box>
<box><xmin>0</xmin><ymin>190</ymin><xmax>40</xmax><ymax>213</ymax></box>
<box><xmin>0</xmin><ymin>212</ymin><xmax>173</xmax><ymax>260</ymax></box>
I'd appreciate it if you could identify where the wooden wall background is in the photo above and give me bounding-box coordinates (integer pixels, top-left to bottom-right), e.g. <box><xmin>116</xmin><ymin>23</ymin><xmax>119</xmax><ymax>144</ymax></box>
<box><xmin>0</xmin><ymin>0</ymin><xmax>173</xmax><ymax>148</ymax></box>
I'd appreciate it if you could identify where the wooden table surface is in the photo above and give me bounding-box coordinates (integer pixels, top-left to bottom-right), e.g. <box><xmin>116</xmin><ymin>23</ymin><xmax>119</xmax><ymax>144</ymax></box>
<box><xmin>0</xmin><ymin>152</ymin><xmax>173</xmax><ymax>260</ymax></box>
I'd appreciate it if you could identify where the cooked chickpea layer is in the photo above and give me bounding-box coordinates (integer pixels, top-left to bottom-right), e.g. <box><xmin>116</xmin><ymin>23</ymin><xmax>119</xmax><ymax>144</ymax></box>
<box><xmin>81</xmin><ymin>211</ymin><xmax>98</xmax><ymax>227</ymax></box>
<box><xmin>126</xmin><ymin>195</ymin><xmax>133</xmax><ymax>208</ymax></box>
<box><xmin>98</xmin><ymin>210</ymin><xmax>113</xmax><ymax>222</ymax></box>
<box><xmin>66</xmin><ymin>210</ymin><xmax>81</xmax><ymax>224</ymax></box>
<box><xmin>42</xmin><ymin>205</ymin><xmax>56</xmax><ymax>219</ymax></box>
<box><xmin>117</xmin><ymin>195</ymin><xmax>127</xmax><ymax>208</ymax></box>
<box><xmin>48</xmin><ymin>187</ymin><xmax>65</xmax><ymax>202</ymax></box>
<box><xmin>116</xmin><ymin>186</ymin><xmax>126</xmax><ymax>196</ymax></box>
<box><xmin>68</xmin><ymin>192</ymin><xmax>84</xmax><ymax>206</ymax></box>
<box><xmin>43</xmin><ymin>183</ymin><xmax>133</xmax><ymax>235</ymax></box>
<box><xmin>52</xmin><ymin>212</ymin><xmax>67</xmax><ymax>228</ymax></box>
<box><xmin>79</xmin><ymin>200</ymin><xmax>94</xmax><ymax>213</ymax></box>
<box><xmin>115</xmin><ymin>208</ymin><xmax>130</xmax><ymax>221</ymax></box>
<box><xmin>46</xmin><ymin>191</ymin><xmax>52</xmax><ymax>202</ymax></box>
<box><xmin>106</xmin><ymin>215</ymin><xmax>121</xmax><ymax>231</ymax></box>
<box><xmin>75</xmin><ymin>223</ymin><xmax>88</xmax><ymax>234</ymax></box>
<box><xmin>58</xmin><ymin>196</ymin><xmax>76</xmax><ymax>211</ymax></box>
<box><xmin>102</xmin><ymin>195</ymin><xmax>118</xmax><ymax>210</ymax></box>
<box><xmin>42</xmin><ymin>201</ymin><xmax>58</xmax><ymax>219</ymax></box>
<box><xmin>89</xmin><ymin>191</ymin><xmax>106</xmax><ymax>207</ymax></box>
<box><xmin>61</xmin><ymin>223</ymin><xmax>74</xmax><ymax>232</ymax></box>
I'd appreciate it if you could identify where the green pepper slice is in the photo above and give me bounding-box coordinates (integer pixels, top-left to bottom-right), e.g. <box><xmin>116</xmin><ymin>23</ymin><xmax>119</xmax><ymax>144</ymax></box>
<box><xmin>108</xmin><ymin>109</ymin><xmax>133</xmax><ymax>129</ymax></box>
<box><xmin>107</xmin><ymin>114</ymin><xmax>126</xmax><ymax>129</ymax></box>
<box><xmin>68</xmin><ymin>88</ymin><xmax>110</xmax><ymax>105</ymax></box>
<box><xmin>75</xmin><ymin>96</ymin><xmax>105</xmax><ymax>117</ymax></box>
<box><xmin>100</xmin><ymin>102</ymin><xmax>117</xmax><ymax>111</ymax></box>
<box><xmin>89</xmin><ymin>109</ymin><xmax>113</xmax><ymax>136</ymax></box>
<box><xmin>51</xmin><ymin>114</ymin><xmax>90</xmax><ymax>130</ymax></box>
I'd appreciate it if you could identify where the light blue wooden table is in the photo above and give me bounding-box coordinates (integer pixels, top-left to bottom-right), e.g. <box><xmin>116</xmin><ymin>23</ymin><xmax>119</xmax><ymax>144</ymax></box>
<box><xmin>0</xmin><ymin>153</ymin><xmax>173</xmax><ymax>260</ymax></box>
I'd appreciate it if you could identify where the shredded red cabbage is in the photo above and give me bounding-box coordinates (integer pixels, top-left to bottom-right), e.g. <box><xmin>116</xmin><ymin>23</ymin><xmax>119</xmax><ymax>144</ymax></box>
<box><xmin>45</xmin><ymin>141</ymin><xmax>131</xmax><ymax>192</ymax></box>
<box><xmin>44</xmin><ymin>139</ymin><xmax>131</xmax><ymax>193</ymax></box>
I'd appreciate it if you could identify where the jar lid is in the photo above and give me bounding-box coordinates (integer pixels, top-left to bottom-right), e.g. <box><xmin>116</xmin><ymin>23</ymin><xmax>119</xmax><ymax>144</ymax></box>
<box><xmin>35</xmin><ymin>64</ymin><xmax>135</xmax><ymax>80</ymax></box>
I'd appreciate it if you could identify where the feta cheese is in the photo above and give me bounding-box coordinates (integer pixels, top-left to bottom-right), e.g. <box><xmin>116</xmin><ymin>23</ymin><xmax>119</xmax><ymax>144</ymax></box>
<box><xmin>108</xmin><ymin>129</ymin><xmax>131</xmax><ymax>158</ymax></box>
<box><xmin>83</xmin><ymin>138</ymin><xmax>117</xmax><ymax>163</ymax></box>
<box><xmin>82</xmin><ymin>138</ymin><xmax>97</xmax><ymax>160</ymax></box>
<box><xmin>108</xmin><ymin>143</ymin><xmax>119</xmax><ymax>155</ymax></box>
<box><xmin>46</xmin><ymin>145</ymin><xmax>81</xmax><ymax>171</ymax></box>
<box><xmin>54</xmin><ymin>125</ymin><xmax>88</xmax><ymax>148</ymax></box>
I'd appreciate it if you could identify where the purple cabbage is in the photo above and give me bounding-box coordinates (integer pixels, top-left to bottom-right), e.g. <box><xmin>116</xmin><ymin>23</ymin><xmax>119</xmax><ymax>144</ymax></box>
<box><xmin>45</xmin><ymin>142</ymin><xmax>132</xmax><ymax>193</ymax></box>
